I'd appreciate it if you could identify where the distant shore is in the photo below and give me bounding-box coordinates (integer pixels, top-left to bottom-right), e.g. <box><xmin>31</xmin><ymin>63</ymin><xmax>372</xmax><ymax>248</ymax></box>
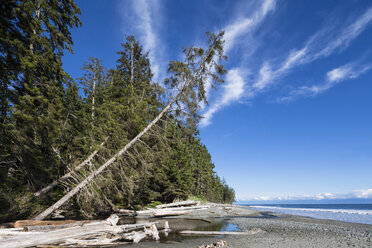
<box><xmin>129</xmin><ymin>206</ymin><xmax>372</xmax><ymax>248</ymax></box>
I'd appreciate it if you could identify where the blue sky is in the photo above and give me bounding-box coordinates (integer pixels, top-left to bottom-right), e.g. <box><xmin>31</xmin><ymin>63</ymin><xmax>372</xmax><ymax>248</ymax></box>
<box><xmin>62</xmin><ymin>0</ymin><xmax>372</xmax><ymax>203</ymax></box>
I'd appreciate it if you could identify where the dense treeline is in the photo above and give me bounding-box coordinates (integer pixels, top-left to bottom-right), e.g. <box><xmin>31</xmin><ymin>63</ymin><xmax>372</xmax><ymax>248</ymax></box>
<box><xmin>0</xmin><ymin>0</ymin><xmax>234</xmax><ymax>221</ymax></box>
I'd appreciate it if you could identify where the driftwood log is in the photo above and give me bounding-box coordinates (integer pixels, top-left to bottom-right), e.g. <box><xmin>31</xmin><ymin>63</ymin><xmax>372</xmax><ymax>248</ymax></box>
<box><xmin>14</xmin><ymin>219</ymin><xmax>79</xmax><ymax>228</ymax></box>
<box><xmin>179</xmin><ymin>228</ymin><xmax>264</xmax><ymax>236</ymax></box>
<box><xmin>136</xmin><ymin>204</ymin><xmax>210</xmax><ymax>217</ymax></box>
<box><xmin>0</xmin><ymin>215</ymin><xmax>160</xmax><ymax>248</ymax></box>
<box><xmin>23</xmin><ymin>221</ymin><xmax>93</xmax><ymax>232</ymax></box>
<box><xmin>155</xmin><ymin>200</ymin><xmax>199</xmax><ymax>209</ymax></box>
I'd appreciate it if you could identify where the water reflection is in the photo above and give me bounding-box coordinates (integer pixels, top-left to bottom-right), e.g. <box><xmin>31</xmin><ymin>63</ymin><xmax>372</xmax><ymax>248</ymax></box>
<box><xmin>119</xmin><ymin>217</ymin><xmax>240</xmax><ymax>243</ymax></box>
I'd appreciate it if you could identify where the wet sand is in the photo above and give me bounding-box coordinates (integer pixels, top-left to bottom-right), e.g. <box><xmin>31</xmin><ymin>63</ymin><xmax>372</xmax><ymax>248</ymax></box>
<box><xmin>127</xmin><ymin>206</ymin><xmax>372</xmax><ymax>248</ymax></box>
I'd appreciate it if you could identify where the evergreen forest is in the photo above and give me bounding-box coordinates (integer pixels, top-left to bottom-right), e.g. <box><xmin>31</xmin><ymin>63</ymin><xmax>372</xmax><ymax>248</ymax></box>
<box><xmin>0</xmin><ymin>0</ymin><xmax>235</xmax><ymax>222</ymax></box>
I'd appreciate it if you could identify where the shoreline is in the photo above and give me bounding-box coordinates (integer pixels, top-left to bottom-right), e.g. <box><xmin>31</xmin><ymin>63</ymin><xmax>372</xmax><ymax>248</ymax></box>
<box><xmin>1</xmin><ymin>204</ymin><xmax>371</xmax><ymax>247</ymax></box>
<box><xmin>128</xmin><ymin>206</ymin><xmax>372</xmax><ymax>248</ymax></box>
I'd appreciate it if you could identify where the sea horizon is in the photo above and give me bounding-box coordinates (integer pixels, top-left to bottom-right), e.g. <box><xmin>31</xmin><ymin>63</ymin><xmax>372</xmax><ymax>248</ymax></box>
<box><xmin>241</xmin><ymin>203</ymin><xmax>372</xmax><ymax>225</ymax></box>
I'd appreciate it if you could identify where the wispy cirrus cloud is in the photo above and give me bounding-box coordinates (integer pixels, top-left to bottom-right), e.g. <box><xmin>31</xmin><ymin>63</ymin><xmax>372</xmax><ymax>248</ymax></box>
<box><xmin>201</xmin><ymin>0</ymin><xmax>276</xmax><ymax>126</ymax></box>
<box><xmin>238</xmin><ymin>188</ymin><xmax>372</xmax><ymax>202</ymax></box>
<box><xmin>278</xmin><ymin>61</ymin><xmax>372</xmax><ymax>102</ymax></box>
<box><xmin>202</xmin><ymin>4</ymin><xmax>372</xmax><ymax>127</ymax></box>
<box><xmin>252</xmin><ymin>6</ymin><xmax>372</xmax><ymax>91</ymax></box>
<box><xmin>326</xmin><ymin>62</ymin><xmax>372</xmax><ymax>82</ymax></box>
<box><xmin>120</xmin><ymin>0</ymin><xmax>164</xmax><ymax>81</ymax></box>
<box><xmin>200</xmin><ymin>68</ymin><xmax>245</xmax><ymax>127</ymax></box>
<box><xmin>224</xmin><ymin>0</ymin><xmax>276</xmax><ymax>53</ymax></box>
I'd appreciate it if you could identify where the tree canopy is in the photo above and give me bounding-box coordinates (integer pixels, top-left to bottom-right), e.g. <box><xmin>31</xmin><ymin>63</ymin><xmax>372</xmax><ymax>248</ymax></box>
<box><xmin>0</xmin><ymin>1</ymin><xmax>235</xmax><ymax>221</ymax></box>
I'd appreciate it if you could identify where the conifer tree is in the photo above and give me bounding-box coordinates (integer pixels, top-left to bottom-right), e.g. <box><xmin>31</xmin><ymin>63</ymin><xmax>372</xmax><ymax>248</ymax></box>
<box><xmin>1</xmin><ymin>2</ymin><xmax>236</xmax><ymax>222</ymax></box>
<box><xmin>34</xmin><ymin>31</ymin><xmax>228</xmax><ymax>220</ymax></box>
<box><xmin>79</xmin><ymin>58</ymin><xmax>107</xmax><ymax>127</ymax></box>
<box><xmin>0</xmin><ymin>0</ymin><xmax>81</xmax><ymax>190</ymax></box>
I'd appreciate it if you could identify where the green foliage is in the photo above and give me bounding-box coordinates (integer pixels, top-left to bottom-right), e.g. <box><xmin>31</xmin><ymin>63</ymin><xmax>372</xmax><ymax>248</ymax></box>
<box><xmin>147</xmin><ymin>201</ymin><xmax>162</xmax><ymax>208</ymax></box>
<box><xmin>187</xmin><ymin>195</ymin><xmax>207</xmax><ymax>204</ymax></box>
<box><xmin>0</xmin><ymin>1</ymin><xmax>235</xmax><ymax>220</ymax></box>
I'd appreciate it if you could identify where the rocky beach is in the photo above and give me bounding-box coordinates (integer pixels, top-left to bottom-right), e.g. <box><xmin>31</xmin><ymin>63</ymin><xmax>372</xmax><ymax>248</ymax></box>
<box><xmin>1</xmin><ymin>203</ymin><xmax>371</xmax><ymax>247</ymax></box>
<box><xmin>129</xmin><ymin>205</ymin><xmax>372</xmax><ymax>248</ymax></box>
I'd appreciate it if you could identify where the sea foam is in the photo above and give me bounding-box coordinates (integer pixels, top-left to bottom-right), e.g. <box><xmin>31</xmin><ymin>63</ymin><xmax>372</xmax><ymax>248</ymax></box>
<box><xmin>250</xmin><ymin>205</ymin><xmax>372</xmax><ymax>225</ymax></box>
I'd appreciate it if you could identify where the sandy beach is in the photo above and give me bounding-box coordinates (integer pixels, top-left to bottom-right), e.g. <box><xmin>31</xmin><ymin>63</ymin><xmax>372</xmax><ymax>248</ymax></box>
<box><xmin>128</xmin><ymin>206</ymin><xmax>372</xmax><ymax>248</ymax></box>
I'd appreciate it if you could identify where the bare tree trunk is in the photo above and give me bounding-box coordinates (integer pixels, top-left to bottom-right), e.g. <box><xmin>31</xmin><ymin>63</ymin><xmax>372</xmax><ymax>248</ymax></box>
<box><xmin>130</xmin><ymin>40</ymin><xmax>134</xmax><ymax>84</ymax></box>
<box><xmin>34</xmin><ymin>141</ymin><xmax>106</xmax><ymax>197</ymax></box>
<box><xmin>91</xmin><ymin>79</ymin><xmax>95</xmax><ymax>125</ymax></box>
<box><xmin>30</xmin><ymin>5</ymin><xmax>40</xmax><ymax>53</ymax></box>
<box><xmin>34</xmin><ymin>39</ymin><xmax>218</xmax><ymax>220</ymax></box>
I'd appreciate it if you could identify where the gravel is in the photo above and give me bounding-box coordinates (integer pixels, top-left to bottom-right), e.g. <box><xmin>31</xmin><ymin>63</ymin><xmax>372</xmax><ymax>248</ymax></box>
<box><xmin>228</xmin><ymin>213</ymin><xmax>372</xmax><ymax>248</ymax></box>
<box><xmin>126</xmin><ymin>207</ymin><xmax>372</xmax><ymax>248</ymax></box>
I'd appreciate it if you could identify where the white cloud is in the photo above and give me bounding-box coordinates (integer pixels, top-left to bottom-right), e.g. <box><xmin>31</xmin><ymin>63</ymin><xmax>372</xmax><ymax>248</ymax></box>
<box><xmin>278</xmin><ymin>61</ymin><xmax>372</xmax><ymax>102</ymax></box>
<box><xmin>127</xmin><ymin>0</ymin><xmax>163</xmax><ymax>81</ymax></box>
<box><xmin>314</xmin><ymin>7</ymin><xmax>372</xmax><ymax>59</ymax></box>
<box><xmin>327</xmin><ymin>63</ymin><xmax>372</xmax><ymax>82</ymax></box>
<box><xmin>221</xmin><ymin>70</ymin><xmax>245</xmax><ymax>104</ymax></box>
<box><xmin>201</xmin><ymin>0</ymin><xmax>276</xmax><ymax>126</ymax></box>
<box><xmin>200</xmin><ymin>68</ymin><xmax>245</xmax><ymax>127</ymax></box>
<box><xmin>253</xmin><ymin>62</ymin><xmax>273</xmax><ymax>90</ymax></box>
<box><xmin>253</xmin><ymin>7</ymin><xmax>372</xmax><ymax>92</ymax></box>
<box><xmin>279</xmin><ymin>47</ymin><xmax>308</xmax><ymax>73</ymax></box>
<box><xmin>238</xmin><ymin>189</ymin><xmax>372</xmax><ymax>202</ymax></box>
<box><xmin>224</xmin><ymin>0</ymin><xmax>276</xmax><ymax>53</ymax></box>
<box><xmin>224</xmin><ymin>18</ymin><xmax>253</xmax><ymax>53</ymax></box>
<box><xmin>327</xmin><ymin>67</ymin><xmax>351</xmax><ymax>82</ymax></box>
<box><xmin>352</xmin><ymin>189</ymin><xmax>372</xmax><ymax>198</ymax></box>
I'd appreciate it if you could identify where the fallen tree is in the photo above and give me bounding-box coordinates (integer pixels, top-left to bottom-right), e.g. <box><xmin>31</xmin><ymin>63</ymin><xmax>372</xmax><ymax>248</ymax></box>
<box><xmin>34</xmin><ymin>140</ymin><xmax>106</xmax><ymax>197</ymax></box>
<box><xmin>0</xmin><ymin>215</ymin><xmax>160</xmax><ymax>248</ymax></box>
<box><xmin>155</xmin><ymin>200</ymin><xmax>199</xmax><ymax>209</ymax></box>
<box><xmin>33</xmin><ymin>31</ymin><xmax>226</xmax><ymax>220</ymax></box>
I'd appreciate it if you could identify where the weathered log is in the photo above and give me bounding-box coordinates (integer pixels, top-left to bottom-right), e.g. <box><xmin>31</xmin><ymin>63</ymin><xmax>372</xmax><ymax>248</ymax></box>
<box><xmin>34</xmin><ymin>140</ymin><xmax>106</xmax><ymax>197</ymax></box>
<box><xmin>144</xmin><ymin>223</ymin><xmax>160</xmax><ymax>241</ymax></box>
<box><xmin>153</xmin><ymin>210</ymin><xmax>188</xmax><ymax>217</ymax></box>
<box><xmin>33</xmin><ymin>33</ymin><xmax>224</xmax><ymax>220</ymax></box>
<box><xmin>118</xmin><ymin>209</ymin><xmax>135</xmax><ymax>214</ymax></box>
<box><xmin>24</xmin><ymin>221</ymin><xmax>91</xmax><ymax>232</ymax></box>
<box><xmin>0</xmin><ymin>228</ymin><xmax>23</xmax><ymax>232</ymax></box>
<box><xmin>117</xmin><ymin>208</ymin><xmax>135</xmax><ymax>216</ymax></box>
<box><xmin>136</xmin><ymin>205</ymin><xmax>209</xmax><ymax>216</ymax></box>
<box><xmin>0</xmin><ymin>228</ymin><xmax>43</xmax><ymax>237</ymax></box>
<box><xmin>163</xmin><ymin>205</ymin><xmax>209</xmax><ymax>211</ymax></box>
<box><xmin>119</xmin><ymin>222</ymin><xmax>159</xmax><ymax>232</ymax></box>
<box><xmin>0</xmin><ymin>223</ymin><xmax>114</xmax><ymax>247</ymax></box>
<box><xmin>122</xmin><ymin>231</ymin><xmax>147</xmax><ymax>244</ymax></box>
<box><xmin>121</xmin><ymin>224</ymin><xmax>159</xmax><ymax>244</ymax></box>
<box><xmin>179</xmin><ymin>229</ymin><xmax>264</xmax><ymax>236</ymax></box>
<box><xmin>14</xmin><ymin>220</ymin><xmax>78</xmax><ymax>228</ymax></box>
<box><xmin>1</xmin><ymin>221</ymin><xmax>159</xmax><ymax>248</ymax></box>
<box><xmin>155</xmin><ymin>200</ymin><xmax>199</xmax><ymax>209</ymax></box>
<box><xmin>0</xmin><ymin>215</ymin><xmax>124</xmax><ymax>248</ymax></box>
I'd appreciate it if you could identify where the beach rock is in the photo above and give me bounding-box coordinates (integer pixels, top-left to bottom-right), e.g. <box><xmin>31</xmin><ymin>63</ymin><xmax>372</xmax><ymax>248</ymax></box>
<box><xmin>198</xmin><ymin>240</ymin><xmax>227</xmax><ymax>248</ymax></box>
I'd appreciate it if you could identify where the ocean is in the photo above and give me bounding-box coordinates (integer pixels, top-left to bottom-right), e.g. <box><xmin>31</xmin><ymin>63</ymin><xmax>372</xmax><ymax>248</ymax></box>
<box><xmin>245</xmin><ymin>204</ymin><xmax>372</xmax><ymax>225</ymax></box>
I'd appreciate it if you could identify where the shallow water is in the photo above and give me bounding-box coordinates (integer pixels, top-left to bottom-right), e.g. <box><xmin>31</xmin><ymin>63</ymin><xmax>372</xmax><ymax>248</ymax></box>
<box><xmin>118</xmin><ymin>217</ymin><xmax>240</xmax><ymax>243</ymax></box>
<box><xmin>160</xmin><ymin>220</ymin><xmax>240</xmax><ymax>243</ymax></box>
